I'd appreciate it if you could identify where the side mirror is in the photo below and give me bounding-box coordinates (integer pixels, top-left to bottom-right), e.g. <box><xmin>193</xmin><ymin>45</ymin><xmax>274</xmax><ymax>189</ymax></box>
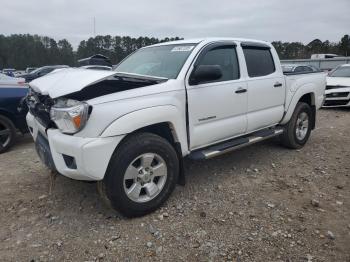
<box><xmin>190</xmin><ymin>65</ymin><xmax>223</xmax><ymax>85</ymax></box>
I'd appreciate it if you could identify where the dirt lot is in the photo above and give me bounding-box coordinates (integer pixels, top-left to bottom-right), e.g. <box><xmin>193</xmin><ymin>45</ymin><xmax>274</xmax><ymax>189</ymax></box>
<box><xmin>0</xmin><ymin>109</ymin><xmax>349</xmax><ymax>262</ymax></box>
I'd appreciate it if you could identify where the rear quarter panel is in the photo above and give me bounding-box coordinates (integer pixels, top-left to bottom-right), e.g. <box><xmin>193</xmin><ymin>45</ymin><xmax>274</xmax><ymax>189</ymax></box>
<box><xmin>281</xmin><ymin>72</ymin><xmax>326</xmax><ymax>124</ymax></box>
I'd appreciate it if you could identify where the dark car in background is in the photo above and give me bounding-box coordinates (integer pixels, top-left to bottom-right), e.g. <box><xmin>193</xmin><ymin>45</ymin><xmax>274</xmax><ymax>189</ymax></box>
<box><xmin>0</xmin><ymin>77</ymin><xmax>29</xmax><ymax>153</ymax></box>
<box><xmin>25</xmin><ymin>67</ymin><xmax>37</xmax><ymax>73</ymax></box>
<box><xmin>282</xmin><ymin>64</ymin><xmax>320</xmax><ymax>74</ymax></box>
<box><xmin>21</xmin><ymin>65</ymin><xmax>69</xmax><ymax>82</ymax></box>
<box><xmin>78</xmin><ymin>54</ymin><xmax>112</xmax><ymax>67</ymax></box>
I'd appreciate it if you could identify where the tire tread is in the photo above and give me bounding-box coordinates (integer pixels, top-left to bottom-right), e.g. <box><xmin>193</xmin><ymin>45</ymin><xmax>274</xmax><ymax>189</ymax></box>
<box><xmin>103</xmin><ymin>132</ymin><xmax>179</xmax><ymax>217</ymax></box>
<box><xmin>280</xmin><ymin>102</ymin><xmax>312</xmax><ymax>149</ymax></box>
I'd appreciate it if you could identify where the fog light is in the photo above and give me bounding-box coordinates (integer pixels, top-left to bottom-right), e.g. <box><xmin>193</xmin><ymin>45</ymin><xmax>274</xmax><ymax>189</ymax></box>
<box><xmin>62</xmin><ymin>154</ymin><xmax>77</xmax><ymax>169</ymax></box>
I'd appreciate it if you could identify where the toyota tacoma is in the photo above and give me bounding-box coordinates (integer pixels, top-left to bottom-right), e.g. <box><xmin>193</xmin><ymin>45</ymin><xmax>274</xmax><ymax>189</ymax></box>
<box><xmin>26</xmin><ymin>38</ymin><xmax>326</xmax><ymax>217</ymax></box>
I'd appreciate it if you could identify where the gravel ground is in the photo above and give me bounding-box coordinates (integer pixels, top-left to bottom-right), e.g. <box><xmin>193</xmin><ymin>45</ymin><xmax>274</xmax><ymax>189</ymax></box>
<box><xmin>0</xmin><ymin>109</ymin><xmax>349</xmax><ymax>262</ymax></box>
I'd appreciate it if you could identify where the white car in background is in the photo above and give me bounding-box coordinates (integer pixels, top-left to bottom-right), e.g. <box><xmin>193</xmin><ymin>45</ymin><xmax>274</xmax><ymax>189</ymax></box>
<box><xmin>323</xmin><ymin>64</ymin><xmax>350</xmax><ymax>107</ymax></box>
<box><xmin>0</xmin><ymin>73</ymin><xmax>26</xmax><ymax>87</ymax></box>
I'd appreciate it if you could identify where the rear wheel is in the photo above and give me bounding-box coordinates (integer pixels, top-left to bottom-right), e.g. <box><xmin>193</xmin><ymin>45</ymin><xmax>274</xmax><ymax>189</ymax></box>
<box><xmin>0</xmin><ymin>115</ymin><xmax>16</xmax><ymax>154</ymax></box>
<box><xmin>280</xmin><ymin>102</ymin><xmax>312</xmax><ymax>149</ymax></box>
<box><xmin>102</xmin><ymin>132</ymin><xmax>179</xmax><ymax>217</ymax></box>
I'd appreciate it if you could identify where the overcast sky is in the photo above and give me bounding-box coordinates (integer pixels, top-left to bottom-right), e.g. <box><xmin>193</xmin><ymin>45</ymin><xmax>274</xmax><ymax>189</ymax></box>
<box><xmin>1</xmin><ymin>0</ymin><xmax>349</xmax><ymax>48</ymax></box>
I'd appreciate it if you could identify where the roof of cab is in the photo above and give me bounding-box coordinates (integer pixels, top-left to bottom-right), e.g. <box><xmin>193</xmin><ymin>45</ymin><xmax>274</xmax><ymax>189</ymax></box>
<box><xmin>150</xmin><ymin>37</ymin><xmax>271</xmax><ymax>47</ymax></box>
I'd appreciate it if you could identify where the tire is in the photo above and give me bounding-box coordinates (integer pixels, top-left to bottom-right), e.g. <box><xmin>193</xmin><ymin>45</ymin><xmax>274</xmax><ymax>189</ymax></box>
<box><xmin>103</xmin><ymin>132</ymin><xmax>179</xmax><ymax>217</ymax></box>
<box><xmin>280</xmin><ymin>102</ymin><xmax>312</xmax><ymax>149</ymax></box>
<box><xmin>0</xmin><ymin>115</ymin><xmax>16</xmax><ymax>154</ymax></box>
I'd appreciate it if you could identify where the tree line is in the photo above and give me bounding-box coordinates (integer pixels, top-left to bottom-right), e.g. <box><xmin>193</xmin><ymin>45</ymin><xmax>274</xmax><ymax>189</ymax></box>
<box><xmin>0</xmin><ymin>34</ymin><xmax>75</xmax><ymax>69</ymax></box>
<box><xmin>0</xmin><ymin>34</ymin><xmax>182</xmax><ymax>70</ymax></box>
<box><xmin>0</xmin><ymin>34</ymin><xmax>349</xmax><ymax>70</ymax></box>
<box><xmin>272</xmin><ymin>35</ymin><xmax>350</xmax><ymax>59</ymax></box>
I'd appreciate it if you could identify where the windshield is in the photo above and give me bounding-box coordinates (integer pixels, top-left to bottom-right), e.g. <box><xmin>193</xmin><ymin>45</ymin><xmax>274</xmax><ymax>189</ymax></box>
<box><xmin>115</xmin><ymin>44</ymin><xmax>196</xmax><ymax>79</ymax></box>
<box><xmin>330</xmin><ymin>66</ymin><xmax>350</xmax><ymax>77</ymax></box>
<box><xmin>30</xmin><ymin>67</ymin><xmax>45</xmax><ymax>74</ymax></box>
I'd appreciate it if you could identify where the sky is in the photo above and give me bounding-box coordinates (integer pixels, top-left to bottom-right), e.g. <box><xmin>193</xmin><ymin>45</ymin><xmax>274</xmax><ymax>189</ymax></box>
<box><xmin>0</xmin><ymin>0</ymin><xmax>349</xmax><ymax>48</ymax></box>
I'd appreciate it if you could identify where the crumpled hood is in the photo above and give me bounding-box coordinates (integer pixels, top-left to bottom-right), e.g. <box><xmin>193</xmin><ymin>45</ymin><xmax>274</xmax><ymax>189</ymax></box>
<box><xmin>326</xmin><ymin>76</ymin><xmax>350</xmax><ymax>87</ymax></box>
<box><xmin>29</xmin><ymin>68</ymin><xmax>117</xmax><ymax>98</ymax></box>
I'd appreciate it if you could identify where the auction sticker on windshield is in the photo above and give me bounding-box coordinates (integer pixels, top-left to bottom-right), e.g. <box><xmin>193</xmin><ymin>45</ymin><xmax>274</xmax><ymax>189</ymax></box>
<box><xmin>171</xmin><ymin>46</ymin><xmax>194</xmax><ymax>52</ymax></box>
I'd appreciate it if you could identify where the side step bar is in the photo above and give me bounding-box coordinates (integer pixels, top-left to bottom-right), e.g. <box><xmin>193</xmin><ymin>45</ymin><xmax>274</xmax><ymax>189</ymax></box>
<box><xmin>189</xmin><ymin>128</ymin><xmax>284</xmax><ymax>160</ymax></box>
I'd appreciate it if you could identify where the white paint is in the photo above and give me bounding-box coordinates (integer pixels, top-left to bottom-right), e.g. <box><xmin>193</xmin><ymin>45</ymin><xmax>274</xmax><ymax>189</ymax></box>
<box><xmin>322</xmin><ymin>68</ymin><xmax>350</xmax><ymax>107</ymax></box>
<box><xmin>324</xmin><ymin>87</ymin><xmax>350</xmax><ymax>107</ymax></box>
<box><xmin>0</xmin><ymin>73</ymin><xmax>26</xmax><ymax>87</ymax></box>
<box><xmin>27</xmin><ymin>38</ymin><xmax>326</xmax><ymax>181</ymax></box>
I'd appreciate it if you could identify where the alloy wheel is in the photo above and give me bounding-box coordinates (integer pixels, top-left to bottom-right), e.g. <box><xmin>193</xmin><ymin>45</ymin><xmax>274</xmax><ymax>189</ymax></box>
<box><xmin>123</xmin><ymin>153</ymin><xmax>167</xmax><ymax>203</ymax></box>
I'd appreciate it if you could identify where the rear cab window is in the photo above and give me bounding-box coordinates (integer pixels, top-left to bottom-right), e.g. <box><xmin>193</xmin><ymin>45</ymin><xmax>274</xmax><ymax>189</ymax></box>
<box><xmin>241</xmin><ymin>42</ymin><xmax>276</xmax><ymax>77</ymax></box>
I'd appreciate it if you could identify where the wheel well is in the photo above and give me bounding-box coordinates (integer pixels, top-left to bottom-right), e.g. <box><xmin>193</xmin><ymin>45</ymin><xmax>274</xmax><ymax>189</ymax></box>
<box><xmin>128</xmin><ymin>122</ymin><xmax>185</xmax><ymax>185</ymax></box>
<box><xmin>135</xmin><ymin>122</ymin><xmax>177</xmax><ymax>145</ymax></box>
<box><xmin>298</xmin><ymin>93</ymin><xmax>316</xmax><ymax>130</ymax></box>
<box><xmin>299</xmin><ymin>93</ymin><xmax>314</xmax><ymax>106</ymax></box>
<box><xmin>0</xmin><ymin>110</ymin><xmax>16</xmax><ymax>125</ymax></box>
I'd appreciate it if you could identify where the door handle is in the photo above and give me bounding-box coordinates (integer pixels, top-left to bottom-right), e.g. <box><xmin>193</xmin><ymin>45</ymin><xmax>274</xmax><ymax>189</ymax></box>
<box><xmin>235</xmin><ymin>87</ymin><xmax>247</xmax><ymax>94</ymax></box>
<box><xmin>274</xmin><ymin>82</ymin><xmax>283</xmax><ymax>87</ymax></box>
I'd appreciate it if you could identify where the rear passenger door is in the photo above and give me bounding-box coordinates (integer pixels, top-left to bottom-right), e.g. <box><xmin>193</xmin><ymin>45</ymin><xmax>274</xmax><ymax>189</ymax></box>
<box><xmin>186</xmin><ymin>42</ymin><xmax>248</xmax><ymax>149</ymax></box>
<box><xmin>241</xmin><ymin>43</ymin><xmax>285</xmax><ymax>132</ymax></box>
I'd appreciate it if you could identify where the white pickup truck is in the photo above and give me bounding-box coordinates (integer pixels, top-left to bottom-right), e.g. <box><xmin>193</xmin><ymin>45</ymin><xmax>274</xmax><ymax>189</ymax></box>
<box><xmin>26</xmin><ymin>38</ymin><xmax>326</xmax><ymax>217</ymax></box>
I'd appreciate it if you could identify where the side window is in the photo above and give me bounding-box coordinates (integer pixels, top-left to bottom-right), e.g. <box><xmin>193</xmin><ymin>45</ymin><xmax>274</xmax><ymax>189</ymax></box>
<box><xmin>38</xmin><ymin>68</ymin><xmax>50</xmax><ymax>75</ymax></box>
<box><xmin>242</xmin><ymin>47</ymin><xmax>275</xmax><ymax>77</ymax></box>
<box><xmin>195</xmin><ymin>46</ymin><xmax>240</xmax><ymax>83</ymax></box>
<box><xmin>303</xmin><ymin>66</ymin><xmax>313</xmax><ymax>72</ymax></box>
<box><xmin>294</xmin><ymin>66</ymin><xmax>304</xmax><ymax>72</ymax></box>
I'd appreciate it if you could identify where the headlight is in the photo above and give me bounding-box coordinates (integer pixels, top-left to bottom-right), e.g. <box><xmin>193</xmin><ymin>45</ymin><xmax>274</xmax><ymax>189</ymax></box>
<box><xmin>50</xmin><ymin>99</ymin><xmax>90</xmax><ymax>134</ymax></box>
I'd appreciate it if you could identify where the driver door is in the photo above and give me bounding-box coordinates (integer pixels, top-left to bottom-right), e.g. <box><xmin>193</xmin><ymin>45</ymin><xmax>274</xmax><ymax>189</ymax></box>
<box><xmin>186</xmin><ymin>43</ymin><xmax>248</xmax><ymax>149</ymax></box>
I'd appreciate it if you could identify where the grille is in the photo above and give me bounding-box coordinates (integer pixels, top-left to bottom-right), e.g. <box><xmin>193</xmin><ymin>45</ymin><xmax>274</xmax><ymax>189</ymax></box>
<box><xmin>26</xmin><ymin>89</ymin><xmax>56</xmax><ymax>128</ymax></box>
<box><xmin>326</xmin><ymin>85</ymin><xmax>349</xmax><ymax>90</ymax></box>
<box><xmin>323</xmin><ymin>99</ymin><xmax>350</xmax><ymax>106</ymax></box>
<box><xmin>326</xmin><ymin>92</ymin><xmax>349</xmax><ymax>98</ymax></box>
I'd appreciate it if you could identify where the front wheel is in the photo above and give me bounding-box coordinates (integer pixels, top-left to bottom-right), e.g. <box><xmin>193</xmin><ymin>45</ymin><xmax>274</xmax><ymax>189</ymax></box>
<box><xmin>280</xmin><ymin>102</ymin><xmax>312</xmax><ymax>149</ymax></box>
<box><xmin>102</xmin><ymin>132</ymin><xmax>179</xmax><ymax>217</ymax></box>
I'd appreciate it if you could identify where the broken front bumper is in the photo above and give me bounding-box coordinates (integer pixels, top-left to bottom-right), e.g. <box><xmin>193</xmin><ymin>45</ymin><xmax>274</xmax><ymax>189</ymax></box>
<box><xmin>26</xmin><ymin>112</ymin><xmax>124</xmax><ymax>181</ymax></box>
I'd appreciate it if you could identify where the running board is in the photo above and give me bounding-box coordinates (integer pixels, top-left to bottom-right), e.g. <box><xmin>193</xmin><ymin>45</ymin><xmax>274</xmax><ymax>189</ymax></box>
<box><xmin>189</xmin><ymin>128</ymin><xmax>284</xmax><ymax>160</ymax></box>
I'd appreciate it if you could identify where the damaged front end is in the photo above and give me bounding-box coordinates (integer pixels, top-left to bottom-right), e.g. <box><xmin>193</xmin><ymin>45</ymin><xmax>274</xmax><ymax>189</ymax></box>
<box><xmin>26</xmin><ymin>69</ymin><xmax>167</xmax><ymax>134</ymax></box>
<box><xmin>26</xmin><ymin>89</ymin><xmax>92</xmax><ymax>134</ymax></box>
<box><xmin>64</xmin><ymin>73</ymin><xmax>167</xmax><ymax>101</ymax></box>
<box><xmin>26</xmin><ymin>88</ymin><xmax>55</xmax><ymax>129</ymax></box>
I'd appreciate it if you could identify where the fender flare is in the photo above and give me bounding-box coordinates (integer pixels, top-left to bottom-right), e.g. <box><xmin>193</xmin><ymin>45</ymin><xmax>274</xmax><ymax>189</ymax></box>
<box><xmin>280</xmin><ymin>84</ymin><xmax>316</xmax><ymax>125</ymax></box>
<box><xmin>100</xmin><ymin>105</ymin><xmax>188</xmax><ymax>152</ymax></box>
